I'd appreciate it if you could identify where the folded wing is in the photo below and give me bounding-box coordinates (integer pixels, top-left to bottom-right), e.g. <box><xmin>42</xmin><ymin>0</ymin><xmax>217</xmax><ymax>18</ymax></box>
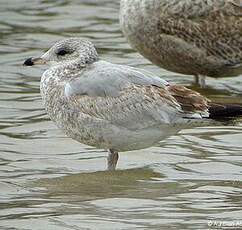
<box><xmin>158</xmin><ymin>0</ymin><xmax>242</xmax><ymax>67</ymax></box>
<box><xmin>65</xmin><ymin>61</ymin><xmax>209</xmax><ymax>130</ymax></box>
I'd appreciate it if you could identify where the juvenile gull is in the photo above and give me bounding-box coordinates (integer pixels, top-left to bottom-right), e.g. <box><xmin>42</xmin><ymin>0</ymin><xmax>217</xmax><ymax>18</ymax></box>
<box><xmin>120</xmin><ymin>0</ymin><xmax>242</xmax><ymax>87</ymax></box>
<box><xmin>24</xmin><ymin>38</ymin><xmax>242</xmax><ymax>170</ymax></box>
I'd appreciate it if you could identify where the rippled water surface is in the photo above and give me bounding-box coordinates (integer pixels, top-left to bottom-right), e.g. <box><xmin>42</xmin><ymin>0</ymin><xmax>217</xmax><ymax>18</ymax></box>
<box><xmin>0</xmin><ymin>1</ymin><xmax>242</xmax><ymax>229</ymax></box>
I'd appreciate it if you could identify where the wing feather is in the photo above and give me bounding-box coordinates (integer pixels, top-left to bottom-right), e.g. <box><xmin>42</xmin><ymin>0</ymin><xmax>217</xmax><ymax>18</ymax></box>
<box><xmin>65</xmin><ymin>61</ymin><xmax>210</xmax><ymax>130</ymax></box>
<box><xmin>158</xmin><ymin>0</ymin><xmax>242</xmax><ymax>65</ymax></box>
<box><xmin>65</xmin><ymin>61</ymin><xmax>168</xmax><ymax>98</ymax></box>
<box><xmin>71</xmin><ymin>85</ymin><xmax>182</xmax><ymax>130</ymax></box>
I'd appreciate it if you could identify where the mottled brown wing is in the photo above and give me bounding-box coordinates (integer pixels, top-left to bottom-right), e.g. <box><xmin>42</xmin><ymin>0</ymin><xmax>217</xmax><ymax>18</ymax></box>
<box><xmin>158</xmin><ymin>1</ymin><xmax>242</xmax><ymax>65</ymax></box>
<box><xmin>229</xmin><ymin>0</ymin><xmax>242</xmax><ymax>9</ymax></box>
<box><xmin>167</xmin><ymin>85</ymin><xmax>210</xmax><ymax>115</ymax></box>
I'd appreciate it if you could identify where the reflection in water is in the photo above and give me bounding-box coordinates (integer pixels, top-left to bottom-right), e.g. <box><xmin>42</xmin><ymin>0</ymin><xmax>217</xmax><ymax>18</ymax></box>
<box><xmin>35</xmin><ymin>168</ymin><xmax>163</xmax><ymax>199</ymax></box>
<box><xmin>0</xmin><ymin>0</ymin><xmax>242</xmax><ymax>229</ymax></box>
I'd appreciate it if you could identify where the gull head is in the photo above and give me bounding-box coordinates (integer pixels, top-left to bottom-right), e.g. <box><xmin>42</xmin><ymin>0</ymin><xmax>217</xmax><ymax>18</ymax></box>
<box><xmin>24</xmin><ymin>38</ymin><xmax>98</xmax><ymax>67</ymax></box>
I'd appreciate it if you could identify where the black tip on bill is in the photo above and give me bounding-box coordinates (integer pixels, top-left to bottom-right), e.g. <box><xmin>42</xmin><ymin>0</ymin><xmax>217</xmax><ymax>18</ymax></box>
<box><xmin>23</xmin><ymin>58</ymin><xmax>34</xmax><ymax>66</ymax></box>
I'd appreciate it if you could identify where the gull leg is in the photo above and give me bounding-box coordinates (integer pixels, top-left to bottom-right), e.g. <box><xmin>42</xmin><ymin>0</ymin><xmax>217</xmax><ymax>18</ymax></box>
<box><xmin>199</xmin><ymin>75</ymin><xmax>206</xmax><ymax>88</ymax></box>
<box><xmin>107</xmin><ymin>149</ymin><xmax>119</xmax><ymax>171</ymax></box>
<box><xmin>195</xmin><ymin>75</ymin><xmax>199</xmax><ymax>85</ymax></box>
<box><xmin>194</xmin><ymin>75</ymin><xmax>206</xmax><ymax>88</ymax></box>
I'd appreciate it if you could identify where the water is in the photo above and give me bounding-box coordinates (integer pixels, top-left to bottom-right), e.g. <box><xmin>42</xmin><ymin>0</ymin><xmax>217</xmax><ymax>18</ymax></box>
<box><xmin>0</xmin><ymin>1</ymin><xmax>242</xmax><ymax>229</ymax></box>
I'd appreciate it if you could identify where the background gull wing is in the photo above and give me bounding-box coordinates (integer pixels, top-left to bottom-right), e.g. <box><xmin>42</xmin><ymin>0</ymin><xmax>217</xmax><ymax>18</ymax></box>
<box><xmin>157</xmin><ymin>0</ymin><xmax>242</xmax><ymax>69</ymax></box>
<box><xmin>65</xmin><ymin>61</ymin><xmax>209</xmax><ymax>130</ymax></box>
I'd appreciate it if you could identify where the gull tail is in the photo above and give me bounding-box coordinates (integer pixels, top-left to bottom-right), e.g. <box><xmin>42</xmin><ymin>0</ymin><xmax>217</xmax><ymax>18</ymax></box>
<box><xmin>208</xmin><ymin>103</ymin><xmax>242</xmax><ymax>121</ymax></box>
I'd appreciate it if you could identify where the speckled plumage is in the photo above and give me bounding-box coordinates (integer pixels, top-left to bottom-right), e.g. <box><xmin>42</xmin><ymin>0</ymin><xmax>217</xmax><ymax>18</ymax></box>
<box><xmin>29</xmin><ymin>38</ymin><xmax>213</xmax><ymax>170</ymax></box>
<box><xmin>120</xmin><ymin>0</ymin><xmax>242</xmax><ymax>78</ymax></box>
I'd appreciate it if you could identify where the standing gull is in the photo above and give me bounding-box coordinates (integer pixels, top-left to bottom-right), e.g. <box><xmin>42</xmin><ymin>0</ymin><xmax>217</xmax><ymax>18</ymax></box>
<box><xmin>120</xmin><ymin>0</ymin><xmax>242</xmax><ymax>87</ymax></box>
<box><xmin>24</xmin><ymin>38</ymin><xmax>242</xmax><ymax>170</ymax></box>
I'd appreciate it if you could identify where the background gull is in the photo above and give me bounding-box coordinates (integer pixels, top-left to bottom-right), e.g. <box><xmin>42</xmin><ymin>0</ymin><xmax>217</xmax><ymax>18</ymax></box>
<box><xmin>24</xmin><ymin>38</ymin><xmax>242</xmax><ymax>170</ymax></box>
<box><xmin>120</xmin><ymin>0</ymin><xmax>242</xmax><ymax>87</ymax></box>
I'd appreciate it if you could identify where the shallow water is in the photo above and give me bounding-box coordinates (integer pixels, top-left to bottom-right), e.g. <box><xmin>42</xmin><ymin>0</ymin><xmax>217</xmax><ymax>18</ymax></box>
<box><xmin>0</xmin><ymin>0</ymin><xmax>242</xmax><ymax>229</ymax></box>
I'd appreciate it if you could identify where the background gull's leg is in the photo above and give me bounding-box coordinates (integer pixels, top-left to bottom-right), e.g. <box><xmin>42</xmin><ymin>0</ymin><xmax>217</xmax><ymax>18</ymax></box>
<box><xmin>107</xmin><ymin>149</ymin><xmax>119</xmax><ymax>171</ymax></box>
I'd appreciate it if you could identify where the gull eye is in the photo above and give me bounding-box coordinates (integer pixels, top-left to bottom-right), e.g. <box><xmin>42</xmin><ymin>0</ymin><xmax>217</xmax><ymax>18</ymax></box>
<box><xmin>56</xmin><ymin>48</ymin><xmax>69</xmax><ymax>56</ymax></box>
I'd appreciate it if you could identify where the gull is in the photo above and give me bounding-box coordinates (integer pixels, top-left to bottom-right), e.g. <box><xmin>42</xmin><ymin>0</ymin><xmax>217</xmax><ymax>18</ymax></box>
<box><xmin>24</xmin><ymin>38</ymin><xmax>242</xmax><ymax>170</ymax></box>
<box><xmin>120</xmin><ymin>0</ymin><xmax>242</xmax><ymax>87</ymax></box>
